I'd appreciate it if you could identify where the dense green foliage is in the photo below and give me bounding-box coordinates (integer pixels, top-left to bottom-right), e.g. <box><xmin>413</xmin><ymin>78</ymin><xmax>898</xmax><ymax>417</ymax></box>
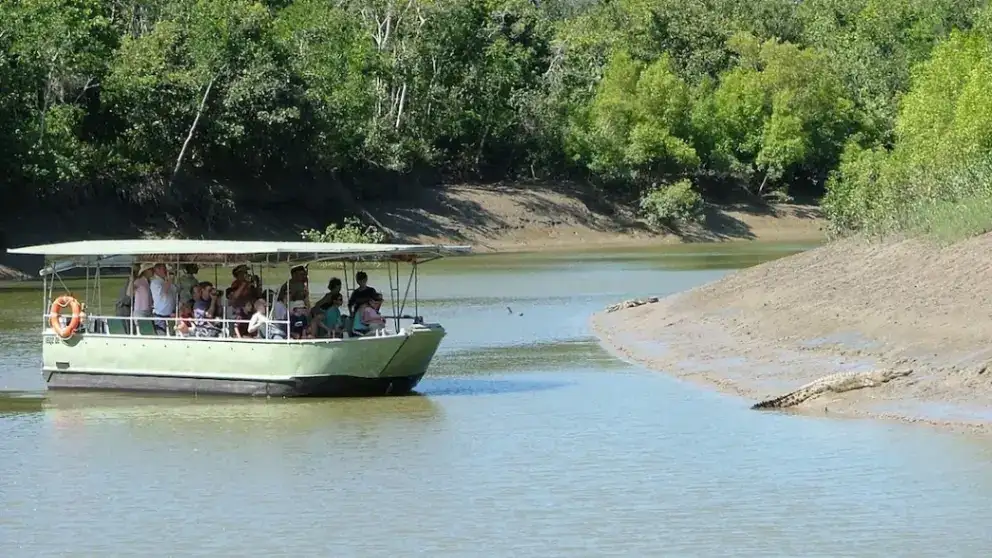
<box><xmin>300</xmin><ymin>217</ymin><xmax>386</xmax><ymax>244</ymax></box>
<box><xmin>822</xmin><ymin>16</ymin><xmax>992</xmax><ymax>239</ymax></box>
<box><xmin>639</xmin><ymin>179</ymin><xmax>703</xmax><ymax>230</ymax></box>
<box><xmin>1</xmin><ymin>0</ymin><xmax>990</xmax><ymax>236</ymax></box>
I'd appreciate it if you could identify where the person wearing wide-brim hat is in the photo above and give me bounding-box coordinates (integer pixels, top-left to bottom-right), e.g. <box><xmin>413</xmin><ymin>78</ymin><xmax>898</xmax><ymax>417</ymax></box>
<box><xmin>128</xmin><ymin>262</ymin><xmax>155</xmax><ymax>322</ymax></box>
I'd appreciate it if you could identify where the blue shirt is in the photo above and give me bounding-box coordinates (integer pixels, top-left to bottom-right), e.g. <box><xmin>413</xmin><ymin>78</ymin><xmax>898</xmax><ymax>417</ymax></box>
<box><xmin>323</xmin><ymin>307</ymin><xmax>343</xmax><ymax>330</ymax></box>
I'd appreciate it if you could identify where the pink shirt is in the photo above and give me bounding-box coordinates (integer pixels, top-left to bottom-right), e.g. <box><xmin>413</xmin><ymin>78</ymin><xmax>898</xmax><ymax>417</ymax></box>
<box><xmin>361</xmin><ymin>305</ymin><xmax>384</xmax><ymax>325</ymax></box>
<box><xmin>132</xmin><ymin>277</ymin><xmax>152</xmax><ymax>313</ymax></box>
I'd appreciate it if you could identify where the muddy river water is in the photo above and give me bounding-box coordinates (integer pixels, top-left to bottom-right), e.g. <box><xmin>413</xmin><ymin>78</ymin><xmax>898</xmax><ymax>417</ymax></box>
<box><xmin>2</xmin><ymin>243</ymin><xmax>992</xmax><ymax>557</ymax></box>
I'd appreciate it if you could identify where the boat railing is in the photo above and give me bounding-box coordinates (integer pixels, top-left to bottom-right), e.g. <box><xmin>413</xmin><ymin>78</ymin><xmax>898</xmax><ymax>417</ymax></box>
<box><xmin>43</xmin><ymin>313</ymin><xmax>400</xmax><ymax>340</ymax></box>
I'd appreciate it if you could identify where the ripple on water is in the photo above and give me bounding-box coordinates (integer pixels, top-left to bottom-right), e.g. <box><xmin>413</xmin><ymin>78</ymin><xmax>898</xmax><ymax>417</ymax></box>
<box><xmin>3</xmin><ymin>247</ymin><xmax>992</xmax><ymax>556</ymax></box>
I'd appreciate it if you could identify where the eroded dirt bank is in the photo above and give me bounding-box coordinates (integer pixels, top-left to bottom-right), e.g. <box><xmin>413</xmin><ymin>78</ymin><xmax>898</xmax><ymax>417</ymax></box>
<box><xmin>592</xmin><ymin>234</ymin><xmax>992</xmax><ymax>433</ymax></box>
<box><xmin>370</xmin><ymin>183</ymin><xmax>824</xmax><ymax>252</ymax></box>
<box><xmin>1</xmin><ymin>182</ymin><xmax>824</xmax><ymax>276</ymax></box>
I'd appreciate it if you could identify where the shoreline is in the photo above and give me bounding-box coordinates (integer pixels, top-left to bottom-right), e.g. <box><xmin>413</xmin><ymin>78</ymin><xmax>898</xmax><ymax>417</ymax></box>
<box><xmin>370</xmin><ymin>183</ymin><xmax>825</xmax><ymax>252</ymax></box>
<box><xmin>1</xmin><ymin>182</ymin><xmax>826</xmax><ymax>277</ymax></box>
<box><xmin>590</xmin><ymin>234</ymin><xmax>992</xmax><ymax>434</ymax></box>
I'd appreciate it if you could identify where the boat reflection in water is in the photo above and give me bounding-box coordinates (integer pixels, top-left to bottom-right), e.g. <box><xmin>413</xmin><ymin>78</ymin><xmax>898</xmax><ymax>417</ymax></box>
<box><xmin>28</xmin><ymin>391</ymin><xmax>445</xmax><ymax>440</ymax></box>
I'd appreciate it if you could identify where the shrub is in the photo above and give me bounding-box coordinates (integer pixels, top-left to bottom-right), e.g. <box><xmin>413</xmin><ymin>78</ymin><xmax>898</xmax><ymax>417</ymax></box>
<box><xmin>639</xmin><ymin>179</ymin><xmax>705</xmax><ymax>230</ymax></box>
<box><xmin>896</xmin><ymin>158</ymin><xmax>992</xmax><ymax>243</ymax></box>
<box><xmin>824</xmin><ymin>150</ymin><xmax>992</xmax><ymax>242</ymax></box>
<box><xmin>300</xmin><ymin>217</ymin><xmax>387</xmax><ymax>244</ymax></box>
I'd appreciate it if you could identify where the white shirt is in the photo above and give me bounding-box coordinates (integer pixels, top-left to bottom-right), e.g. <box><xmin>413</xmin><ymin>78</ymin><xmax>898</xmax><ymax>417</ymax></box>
<box><xmin>149</xmin><ymin>275</ymin><xmax>178</xmax><ymax>316</ymax></box>
<box><xmin>247</xmin><ymin>312</ymin><xmax>268</xmax><ymax>335</ymax></box>
<box><xmin>272</xmin><ymin>301</ymin><xmax>288</xmax><ymax>322</ymax></box>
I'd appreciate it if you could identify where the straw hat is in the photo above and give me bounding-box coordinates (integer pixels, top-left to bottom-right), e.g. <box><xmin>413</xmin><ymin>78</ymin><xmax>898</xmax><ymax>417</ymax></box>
<box><xmin>138</xmin><ymin>263</ymin><xmax>155</xmax><ymax>275</ymax></box>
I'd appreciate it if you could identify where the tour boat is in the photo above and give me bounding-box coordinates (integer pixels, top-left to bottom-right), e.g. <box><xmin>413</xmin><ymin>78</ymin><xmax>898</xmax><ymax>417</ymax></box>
<box><xmin>6</xmin><ymin>239</ymin><xmax>472</xmax><ymax>397</ymax></box>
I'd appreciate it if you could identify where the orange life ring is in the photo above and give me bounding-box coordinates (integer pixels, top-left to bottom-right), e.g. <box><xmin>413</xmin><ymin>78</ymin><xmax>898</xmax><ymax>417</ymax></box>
<box><xmin>49</xmin><ymin>295</ymin><xmax>83</xmax><ymax>339</ymax></box>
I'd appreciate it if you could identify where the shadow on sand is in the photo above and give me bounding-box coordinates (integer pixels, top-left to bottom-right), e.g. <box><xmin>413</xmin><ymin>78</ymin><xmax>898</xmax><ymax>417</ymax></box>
<box><xmin>676</xmin><ymin>202</ymin><xmax>823</xmax><ymax>243</ymax></box>
<box><xmin>370</xmin><ymin>182</ymin><xmax>654</xmax><ymax>246</ymax></box>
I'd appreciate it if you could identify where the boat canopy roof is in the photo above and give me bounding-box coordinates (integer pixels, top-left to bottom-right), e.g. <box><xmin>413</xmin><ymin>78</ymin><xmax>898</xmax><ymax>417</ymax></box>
<box><xmin>8</xmin><ymin>239</ymin><xmax>472</xmax><ymax>273</ymax></box>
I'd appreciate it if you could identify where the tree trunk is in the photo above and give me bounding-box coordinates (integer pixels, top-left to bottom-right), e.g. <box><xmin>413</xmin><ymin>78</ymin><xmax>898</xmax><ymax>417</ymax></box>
<box><xmin>170</xmin><ymin>73</ymin><xmax>218</xmax><ymax>188</ymax></box>
<box><xmin>394</xmin><ymin>82</ymin><xmax>407</xmax><ymax>129</ymax></box>
<box><xmin>38</xmin><ymin>50</ymin><xmax>61</xmax><ymax>149</ymax></box>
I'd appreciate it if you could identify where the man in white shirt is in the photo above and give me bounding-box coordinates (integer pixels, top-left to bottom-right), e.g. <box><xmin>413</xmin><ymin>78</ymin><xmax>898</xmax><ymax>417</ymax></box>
<box><xmin>149</xmin><ymin>263</ymin><xmax>178</xmax><ymax>334</ymax></box>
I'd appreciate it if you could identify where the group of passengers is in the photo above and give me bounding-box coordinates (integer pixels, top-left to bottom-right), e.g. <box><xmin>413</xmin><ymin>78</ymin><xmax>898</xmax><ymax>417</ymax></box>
<box><xmin>116</xmin><ymin>262</ymin><xmax>386</xmax><ymax>340</ymax></box>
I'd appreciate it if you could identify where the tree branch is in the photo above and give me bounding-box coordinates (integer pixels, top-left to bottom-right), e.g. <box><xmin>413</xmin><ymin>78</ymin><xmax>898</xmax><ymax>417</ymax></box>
<box><xmin>170</xmin><ymin>72</ymin><xmax>219</xmax><ymax>188</ymax></box>
<box><xmin>394</xmin><ymin>81</ymin><xmax>406</xmax><ymax>129</ymax></box>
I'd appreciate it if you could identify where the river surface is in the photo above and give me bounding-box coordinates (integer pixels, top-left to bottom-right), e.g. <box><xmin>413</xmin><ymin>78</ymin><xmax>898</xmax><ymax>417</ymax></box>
<box><xmin>2</xmin><ymin>243</ymin><xmax>992</xmax><ymax>557</ymax></box>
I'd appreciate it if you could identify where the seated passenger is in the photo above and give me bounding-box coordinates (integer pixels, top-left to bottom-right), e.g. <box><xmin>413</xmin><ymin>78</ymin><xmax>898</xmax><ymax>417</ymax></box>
<box><xmin>312</xmin><ymin>292</ymin><xmax>345</xmax><ymax>339</ymax></box>
<box><xmin>311</xmin><ymin>307</ymin><xmax>329</xmax><ymax>338</ymax></box>
<box><xmin>224</xmin><ymin>286</ymin><xmax>241</xmax><ymax>328</ymax></box>
<box><xmin>289</xmin><ymin>301</ymin><xmax>311</xmax><ymax>339</ymax></box>
<box><xmin>313</xmin><ymin>277</ymin><xmax>342</xmax><ymax>313</ymax></box>
<box><xmin>193</xmin><ymin>282</ymin><xmax>223</xmax><ymax>338</ymax></box>
<box><xmin>347</xmin><ymin>271</ymin><xmax>375</xmax><ymax>315</ymax></box>
<box><xmin>323</xmin><ymin>292</ymin><xmax>345</xmax><ymax>338</ymax></box>
<box><xmin>247</xmin><ymin>298</ymin><xmax>285</xmax><ymax>340</ymax></box>
<box><xmin>175</xmin><ymin>301</ymin><xmax>194</xmax><ymax>337</ymax></box>
<box><xmin>232</xmin><ymin>299</ymin><xmax>253</xmax><ymax>339</ymax></box>
<box><xmin>352</xmin><ymin>291</ymin><xmax>386</xmax><ymax>336</ymax></box>
<box><xmin>271</xmin><ymin>288</ymin><xmax>289</xmax><ymax>326</ymax></box>
<box><xmin>224</xmin><ymin>286</ymin><xmax>237</xmax><ymax>312</ymax></box>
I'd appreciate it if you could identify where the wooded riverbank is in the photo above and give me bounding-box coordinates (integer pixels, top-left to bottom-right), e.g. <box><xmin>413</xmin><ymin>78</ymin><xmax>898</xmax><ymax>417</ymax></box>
<box><xmin>0</xmin><ymin>182</ymin><xmax>824</xmax><ymax>278</ymax></box>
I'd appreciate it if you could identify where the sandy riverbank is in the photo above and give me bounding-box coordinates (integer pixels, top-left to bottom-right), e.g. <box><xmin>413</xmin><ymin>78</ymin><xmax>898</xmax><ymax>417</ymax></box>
<box><xmin>369</xmin><ymin>183</ymin><xmax>824</xmax><ymax>252</ymax></box>
<box><xmin>592</xmin><ymin>234</ymin><xmax>992</xmax><ymax>433</ymax></box>
<box><xmin>1</xmin><ymin>182</ymin><xmax>824</xmax><ymax>277</ymax></box>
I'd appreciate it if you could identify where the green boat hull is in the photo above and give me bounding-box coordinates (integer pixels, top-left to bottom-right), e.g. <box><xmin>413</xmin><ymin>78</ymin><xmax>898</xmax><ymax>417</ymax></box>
<box><xmin>40</xmin><ymin>323</ymin><xmax>447</xmax><ymax>397</ymax></box>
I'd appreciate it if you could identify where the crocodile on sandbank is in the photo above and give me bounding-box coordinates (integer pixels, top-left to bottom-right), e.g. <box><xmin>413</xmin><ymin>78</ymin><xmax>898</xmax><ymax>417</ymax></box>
<box><xmin>605</xmin><ymin>297</ymin><xmax>659</xmax><ymax>313</ymax></box>
<box><xmin>751</xmin><ymin>368</ymin><xmax>913</xmax><ymax>410</ymax></box>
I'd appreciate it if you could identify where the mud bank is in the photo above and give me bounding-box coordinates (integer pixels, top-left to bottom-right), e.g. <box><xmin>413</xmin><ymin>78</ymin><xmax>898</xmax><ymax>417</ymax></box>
<box><xmin>371</xmin><ymin>183</ymin><xmax>825</xmax><ymax>252</ymax></box>
<box><xmin>2</xmin><ymin>182</ymin><xmax>824</xmax><ymax>277</ymax></box>
<box><xmin>0</xmin><ymin>264</ymin><xmax>31</xmax><ymax>281</ymax></box>
<box><xmin>592</xmin><ymin>234</ymin><xmax>992</xmax><ymax>433</ymax></box>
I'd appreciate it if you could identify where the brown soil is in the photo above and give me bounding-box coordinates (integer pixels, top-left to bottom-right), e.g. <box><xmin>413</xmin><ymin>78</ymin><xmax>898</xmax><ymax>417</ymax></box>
<box><xmin>370</xmin><ymin>182</ymin><xmax>825</xmax><ymax>252</ymax></box>
<box><xmin>0</xmin><ymin>182</ymin><xmax>824</xmax><ymax>278</ymax></box>
<box><xmin>592</xmin><ymin>234</ymin><xmax>992</xmax><ymax>433</ymax></box>
<box><xmin>0</xmin><ymin>264</ymin><xmax>31</xmax><ymax>281</ymax></box>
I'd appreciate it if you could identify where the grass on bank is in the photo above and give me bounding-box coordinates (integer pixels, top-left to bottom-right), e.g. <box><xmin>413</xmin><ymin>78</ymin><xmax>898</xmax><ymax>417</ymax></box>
<box><xmin>829</xmin><ymin>189</ymin><xmax>992</xmax><ymax>246</ymax></box>
<box><xmin>824</xmin><ymin>152</ymin><xmax>992</xmax><ymax>245</ymax></box>
<box><xmin>897</xmin><ymin>191</ymin><xmax>992</xmax><ymax>244</ymax></box>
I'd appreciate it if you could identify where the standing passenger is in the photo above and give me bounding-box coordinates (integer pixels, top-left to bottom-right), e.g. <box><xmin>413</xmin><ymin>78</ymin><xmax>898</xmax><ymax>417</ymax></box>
<box><xmin>193</xmin><ymin>282</ymin><xmax>223</xmax><ymax>338</ymax></box>
<box><xmin>178</xmin><ymin>264</ymin><xmax>200</xmax><ymax>304</ymax></box>
<box><xmin>347</xmin><ymin>271</ymin><xmax>375</xmax><ymax>315</ymax></box>
<box><xmin>131</xmin><ymin>263</ymin><xmax>155</xmax><ymax>331</ymax></box>
<box><xmin>149</xmin><ymin>263</ymin><xmax>178</xmax><ymax>334</ymax></box>
<box><xmin>282</xmin><ymin>265</ymin><xmax>310</xmax><ymax>309</ymax></box>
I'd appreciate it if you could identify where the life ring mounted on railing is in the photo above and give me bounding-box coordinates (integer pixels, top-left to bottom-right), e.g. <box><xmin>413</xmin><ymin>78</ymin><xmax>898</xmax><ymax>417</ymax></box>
<box><xmin>49</xmin><ymin>295</ymin><xmax>84</xmax><ymax>339</ymax></box>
